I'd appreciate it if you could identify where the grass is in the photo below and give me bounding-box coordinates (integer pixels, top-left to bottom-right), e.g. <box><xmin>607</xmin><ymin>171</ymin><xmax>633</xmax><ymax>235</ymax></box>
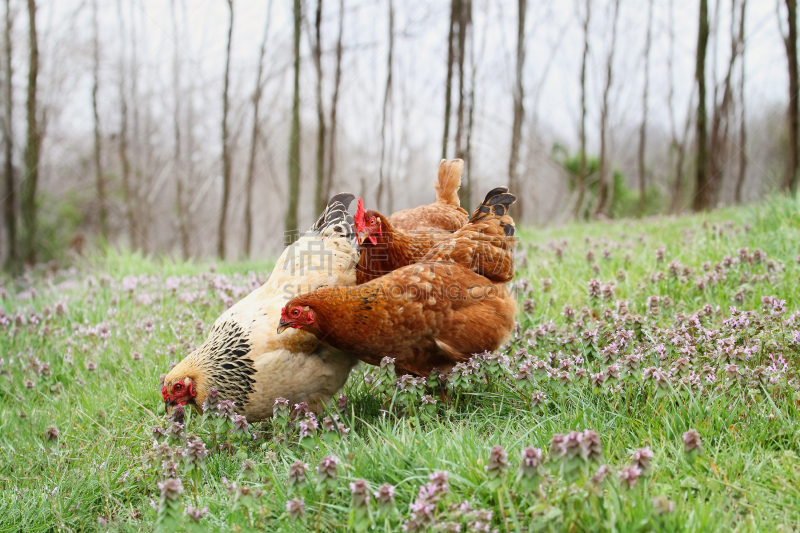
<box><xmin>1</xmin><ymin>195</ymin><xmax>800</xmax><ymax>532</ymax></box>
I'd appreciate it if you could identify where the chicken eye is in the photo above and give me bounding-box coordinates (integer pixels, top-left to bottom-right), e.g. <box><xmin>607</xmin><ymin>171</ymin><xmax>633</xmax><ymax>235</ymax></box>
<box><xmin>174</xmin><ymin>384</ymin><xmax>182</xmax><ymax>391</ymax></box>
<box><xmin>291</xmin><ymin>308</ymin><xmax>300</xmax><ymax>317</ymax></box>
<box><xmin>370</xmin><ymin>217</ymin><xmax>376</xmax><ymax>224</ymax></box>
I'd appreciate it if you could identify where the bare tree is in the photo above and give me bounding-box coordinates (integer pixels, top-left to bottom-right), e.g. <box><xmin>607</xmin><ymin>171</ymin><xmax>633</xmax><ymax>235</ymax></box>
<box><xmin>508</xmin><ymin>0</ymin><xmax>526</xmax><ymax>218</ymax></box>
<box><xmin>595</xmin><ymin>0</ymin><xmax>621</xmax><ymax>218</ymax></box>
<box><xmin>692</xmin><ymin>0</ymin><xmax>710</xmax><ymax>211</ymax></box>
<box><xmin>129</xmin><ymin>0</ymin><xmax>149</xmax><ymax>252</ymax></box>
<box><xmin>637</xmin><ymin>0</ymin><xmax>654</xmax><ymax>216</ymax></box>
<box><xmin>442</xmin><ymin>0</ymin><xmax>457</xmax><ymax>159</ymax></box>
<box><xmin>574</xmin><ymin>0</ymin><xmax>590</xmax><ymax>220</ymax></box>
<box><xmin>91</xmin><ymin>0</ymin><xmax>107</xmax><ymax>240</ymax></box>
<box><xmin>708</xmin><ymin>0</ymin><xmax>745</xmax><ymax>206</ymax></box>
<box><xmin>244</xmin><ymin>0</ymin><xmax>273</xmax><ymax>257</ymax></box>
<box><xmin>171</xmin><ymin>0</ymin><xmax>190</xmax><ymax>258</ymax></box>
<box><xmin>324</xmin><ymin>0</ymin><xmax>344</xmax><ymax>206</ymax></box>
<box><xmin>377</xmin><ymin>0</ymin><xmax>394</xmax><ymax>211</ymax></box>
<box><xmin>217</xmin><ymin>0</ymin><xmax>233</xmax><ymax>258</ymax></box>
<box><xmin>21</xmin><ymin>0</ymin><xmax>39</xmax><ymax>264</ymax></box>
<box><xmin>666</xmin><ymin>0</ymin><xmax>693</xmax><ymax>213</ymax></box>
<box><xmin>2</xmin><ymin>0</ymin><xmax>16</xmax><ymax>271</ymax></box>
<box><xmin>285</xmin><ymin>0</ymin><xmax>302</xmax><ymax>242</ymax></box>
<box><xmin>115</xmin><ymin>0</ymin><xmax>137</xmax><ymax>250</ymax></box>
<box><xmin>310</xmin><ymin>0</ymin><xmax>327</xmax><ymax>216</ymax></box>
<box><xmin>459</xmin><ymin>0</ymin><xmax>474</xmax><ymax>211</ymax></box>
<box><xmin>454</xmin><ymin>0</ymin><xmax>471</xmax><ymax>161</ymax></box>
<box><xmin>735</xmin><ymin>1</ymin><xmax>748</xmax><ymax>203</ymax></box>
<box><xmin>779</xmin><ymin>0</ymin><xmax>799</xmax><ymax>192</ymax></box>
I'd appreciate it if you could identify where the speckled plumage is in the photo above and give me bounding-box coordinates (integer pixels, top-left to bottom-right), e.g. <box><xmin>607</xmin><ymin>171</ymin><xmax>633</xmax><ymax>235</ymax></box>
<box><xmin>164</xmin><ymin>193</ymin><xmax>360</xmax><ymax>421</ymax></box>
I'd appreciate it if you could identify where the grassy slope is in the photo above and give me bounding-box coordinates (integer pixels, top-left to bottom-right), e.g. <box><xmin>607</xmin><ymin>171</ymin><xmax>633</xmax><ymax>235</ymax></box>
<box><xmin>0</xmin><ymin>197</ymin><xmax>799</xmax><ymax>532</ymax></box>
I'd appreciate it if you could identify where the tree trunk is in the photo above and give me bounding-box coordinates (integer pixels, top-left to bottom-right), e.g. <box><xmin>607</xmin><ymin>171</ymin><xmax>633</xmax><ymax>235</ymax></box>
<box><xmin>285</xmin><ymin>0</ymin><xmax>302</xmax><ymax>243</ymax></box>
<box><xmin>595</xmin><ymin>0</ymin><xmax>621</xmax><ymax>218</ymax></box>
<box><xmin>637</xmin><ymin>0</ymin><xmax>653</xmax><ymax>217</ymax></box>
<box><xmin>377</xmin><ymin>0</ymin><xmax>394</xmax><ymax>211</ymax></box>
<box><xmin>509</xmin><ymin>0</ymin><xmax>526</xmax><ymax>218</ymax></box>
<box><xmin>735</xmin><ymin>1</ymin><xmax>748</xmax><ymax>203</ymax></box>
<box><xmin>670</xmin><ymin>94</ymin><xmax>695</xmax><ymax>213</ymax></box>
<box><xmin>462</xmin><ymin>0</ymin><xmax>476</xmax><ymax>212</ymax></box>
<box><xmin>454</xmin><ymin>0</ymin><xmax>469</xmax><ymax>158</ymax></box>
<box><xmin>575</xmin><ymin>0</ymin><xmax>590</xmax><ymax>220</ymax></box>
<box><xmin>692</xmin><ymin>0</ymin><xmax>710</xmax><ymax>211</ymax></box>
<box><xmin>217</xmin><ymin>0</ymin><xmax>233</xmax><ymax>258</ymax></box>
<box><xmin>129</xmin><ymin>0</ymin><xmax>148</xmax><ymax>252</ymax></box>
<box><xmin>171</xmin><ymin>0</ymin><xmax>189</xmax><ymax>259</ymax></box>
<box><xmin>454</xmin><ymin>0</ymin><xmax>472</xmax><ymax>211</ymax></box>
<box><xmin>244</xmin><ymin>0</ymin><xmax>272</xmax><ymax>257</ymax></box>
<box><xmin>115</xmin><ymin>0</ymin><xmax>137</xmax><ymax>251</ymax></box>
<box><xmin>312</xmin><ymin>0</ymin><xmax>327</xmax><ymax>216</ymax></box>
<box><xmin>708</xmin><ymin>0</ymin><xmax>745</xmax><ymax>207</ymax></box>
<box><xmin>667</xmin><ymin>0</ymin><xmax>694</xmax><ymax>214</ymax></box>
<box><xmin>2</xmin><ymin>0</ymin><xmax>16</xmax><ymax>272</ymax></box>
<box><xmin>324</xmin><ymin>0</ymin><xmax>344</xmax><ymax>207</ymax></box>
<box><xmin>91</xmin><ymin>0</ymin><xmax>106</xmax><ymax>241</ymax></box>
<box><xmin>442</xmin><ymin>0</ymin><xmax>457</xmax><ymax>159</ymax></box>
<box><xmin>21</xmin><ymin>0</ymin><xmax>39</xmax><ymax>265</ymax></box>
<box><xmin>784</xmin><ymin>0</ymin><xmax>799</xmax><ymax>192</ymax></box>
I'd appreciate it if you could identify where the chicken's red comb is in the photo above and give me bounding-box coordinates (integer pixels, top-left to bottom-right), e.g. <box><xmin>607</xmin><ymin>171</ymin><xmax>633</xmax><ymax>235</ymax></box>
<box><xmin>354</xmin><ymin>197</ymin><xmax>366</xmax><ymax>228</ymax></box>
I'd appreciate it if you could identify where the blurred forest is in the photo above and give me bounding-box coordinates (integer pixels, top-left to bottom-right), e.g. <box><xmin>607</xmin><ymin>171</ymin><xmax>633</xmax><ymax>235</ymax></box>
<box><xmin>0</xmin><ymin>0</ymin><xmax>797</xmax><ymax>270</ymax></box>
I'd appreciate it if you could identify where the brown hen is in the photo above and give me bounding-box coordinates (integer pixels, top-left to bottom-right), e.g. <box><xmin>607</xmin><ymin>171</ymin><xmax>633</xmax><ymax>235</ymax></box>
<box><xmin>277</xmin><ymin>262</ymin><xmax>516</xmax><ymax>376</ymax></box>
<box><xmin>355</xmin><ymin>187</ymin><xmax>517</xmax><ymax>284</ymax></box>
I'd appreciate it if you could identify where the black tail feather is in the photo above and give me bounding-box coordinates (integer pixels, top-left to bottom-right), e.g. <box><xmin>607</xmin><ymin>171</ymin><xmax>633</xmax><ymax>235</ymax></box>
<box><xmin>470</xmin><ymin>187</ymin><xmax>517</xmax><ymax>223</ymax></box>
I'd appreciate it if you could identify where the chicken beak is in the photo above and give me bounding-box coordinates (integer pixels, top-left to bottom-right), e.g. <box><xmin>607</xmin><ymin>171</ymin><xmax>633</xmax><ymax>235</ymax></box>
<box><xmin>165</xmin><ymin>397</ymin><xmax>177</xmax><ymax>411</ymax></box>
<box><xmin>358</xmin><ymin>231</ymin><xmax>377</xmax><ymax>245</ymax></box>
<box><xmin>276</xmin><ymin>318</ymin><xmax>291</xmax><ymax>334</ymax></box>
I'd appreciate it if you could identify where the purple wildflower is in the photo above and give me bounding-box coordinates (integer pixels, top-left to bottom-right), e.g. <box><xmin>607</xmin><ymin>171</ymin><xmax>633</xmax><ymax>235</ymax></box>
<box><xmin>618</xmin><ymin>464</ymin><xmax>642</xmax><ymax>489</ymax></box>
<box><xmin>630</xmin><ymin>447</ymin><xmax>654</xmax><ymax>475</ymax></box>
<box><xmin>349</xmin><ymin>479</ymin><xmax>371</xmax><ymax>508</ymax></box>
<box><xmin>485</xmin><ymin>445</ymin><xmax>509</xmax><ymax>478</ymax></box>
<box><xmin>285</xmin><ymin>498</ymin><xmax>305</xmax><ymax>520</ymax></box>
<box><xmin>287</xmin><ymin>461</ymin><xmax>309</xmax><ymax>488</ymax></box>
<box><xmin>682</xmin><ymin>429</ymin><xmax>703</xmax><ymax>454</ymax></box>
<box><xmin>185</xmin><ymin>505</ymin><xmax>209</xmax><ymax>523</ymax></box>
<box><xmin>316</xmin><ymin>455</ymin><xmax>339</xmax><ymax>486</ymax></box>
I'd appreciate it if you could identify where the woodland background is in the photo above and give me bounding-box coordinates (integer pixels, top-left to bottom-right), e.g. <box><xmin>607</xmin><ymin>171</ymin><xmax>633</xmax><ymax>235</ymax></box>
<box><xmin>0</xmin><ymin>0</ymin><xmax>797</xmax><ymax>270</ymax></box>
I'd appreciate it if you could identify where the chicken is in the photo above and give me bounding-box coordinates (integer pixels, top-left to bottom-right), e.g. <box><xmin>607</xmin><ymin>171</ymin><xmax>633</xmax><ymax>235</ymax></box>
<box><xmin>387</xmin><ymin>159</ymin><xmax>469</xmax><ymax>232</ymax></box>
<box><xmin>355</xmin><ymin>186</ymin><xmax>517</xmax><ymax>284</ymax></box>
<box><xmin>162</xmin><ymin>194</ymin><xmax>360</xmax><ymax>421</ymax></box>
<box><xmin>277</xmin><ymin>190</ymin><xmax>518</xmax><ymax>377</ymax></box>
<box><xmin>277</xmin><ymin>263</ymin><xmax>516</xmax><ymax>376</ymax></box>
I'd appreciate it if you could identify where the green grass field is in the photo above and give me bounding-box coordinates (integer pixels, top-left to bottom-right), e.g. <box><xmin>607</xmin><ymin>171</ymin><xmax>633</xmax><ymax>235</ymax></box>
<box><xmin>1</xmin><ymin>196</ymin><xmax>799</xmax><ymax>532</ymax></box>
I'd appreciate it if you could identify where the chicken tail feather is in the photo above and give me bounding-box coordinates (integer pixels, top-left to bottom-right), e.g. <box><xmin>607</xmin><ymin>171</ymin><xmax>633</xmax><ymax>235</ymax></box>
<box><xmin>310</xmin><ymin>193</ymin><xmax>357</xmax><ymax>243</ymax></box>
<box><xmin>433</xmin><ymin>159</ymin><xmax>464</xmax><ymax>207</ymax></box>
<box><xmin>470</xmin><ymin>187</ymin><xmax>517</xmax><ymax>228</ymax></box>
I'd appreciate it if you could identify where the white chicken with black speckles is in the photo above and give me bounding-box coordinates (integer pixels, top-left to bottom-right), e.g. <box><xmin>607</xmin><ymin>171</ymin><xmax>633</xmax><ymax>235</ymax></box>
<box><xmin>162</xmin><ymin>194</ymin><xmax>360</xmax><ymax>421</ymax></box>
